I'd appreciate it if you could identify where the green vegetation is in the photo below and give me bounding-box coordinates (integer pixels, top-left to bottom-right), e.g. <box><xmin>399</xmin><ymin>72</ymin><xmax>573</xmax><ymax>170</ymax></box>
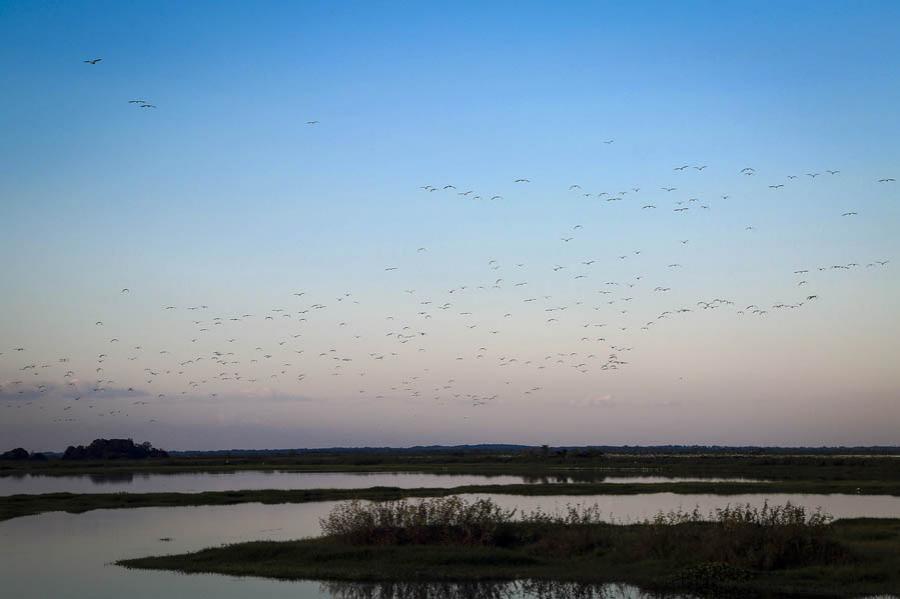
<box><xmin>118</xmin><ymin>497</ymin><xmax>900</xmax><ymax>597</ymax></box>
<box><xmin>3</xmin><ymin>478</ymin><xmax>900</xmax><ymax>522</ymax></box>
<box><xmin>3</xmin><ymin>450</ymin><xmax>900</xmax><ymax>483</ymax></box>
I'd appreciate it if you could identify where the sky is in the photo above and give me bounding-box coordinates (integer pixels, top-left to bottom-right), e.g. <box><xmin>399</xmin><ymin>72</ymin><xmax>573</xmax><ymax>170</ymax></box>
<box><xmin>1</xmin><ymin>0</ymin><xmax>899</xmax><ymax>451</ymax></box>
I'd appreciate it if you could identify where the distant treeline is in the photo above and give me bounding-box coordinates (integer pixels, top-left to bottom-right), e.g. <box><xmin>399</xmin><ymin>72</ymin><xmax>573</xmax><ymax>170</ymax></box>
<box><xmin>2</xmin><ymin>438</ymin><xmax>168</xmax><ymax>460</ymax></box>
<box><xmin>62</xmin><ymin>438</ymin><xmax>168</xmax><ymax>460</ymax></box>
<box><xmin>9</xmin><ymin>443</ymin><xmax>900</xmax><ymax>460</ymax></box>
<box><xmin>165</xmin><ymin>444</ymin><xmax>900</xmax><ymax>457</ymax></box>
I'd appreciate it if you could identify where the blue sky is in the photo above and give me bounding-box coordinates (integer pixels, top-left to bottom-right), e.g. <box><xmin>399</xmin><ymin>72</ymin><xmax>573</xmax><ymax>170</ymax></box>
<box><xmin>1</xmin><ymin>1</ymin><xmax>899</xmax><ymax>450</ymax></box>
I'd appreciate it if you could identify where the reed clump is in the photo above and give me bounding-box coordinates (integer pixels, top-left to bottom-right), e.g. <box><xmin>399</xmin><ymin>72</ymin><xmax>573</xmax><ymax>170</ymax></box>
<box><xmin>320</xmin><ymin>497</ymin><xmax>850</xmax><ymax>571</ymax></box>
<box><xmin>319</xmin><ymin>496</ymin><xmax>605</xmax><ymax>546</ymax></box>
<box><xmin>636</xmin><ymin>500</ymin><xmax>848</xmax><ymax>570</ymax></box>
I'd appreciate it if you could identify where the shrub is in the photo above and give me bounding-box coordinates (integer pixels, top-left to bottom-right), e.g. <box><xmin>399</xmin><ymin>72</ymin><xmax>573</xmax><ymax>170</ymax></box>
<box><xmin>636</xmin><ymin>501</ymin><xmax>849</xmax><ymax>570</ymax></box>
<box><xmin>319</xmin><ymin>497</ymin><xmax>607</xmax><ymax>546</ymax></box>
<box><xmin>319</xmin><ymin>498</ymin><xmax>850</xmax><ymax>571</ymax></box>
<box><xmin>319</xmin><ymin>496</ymin><xmax>518</xmax><ymax>545</ymax></box>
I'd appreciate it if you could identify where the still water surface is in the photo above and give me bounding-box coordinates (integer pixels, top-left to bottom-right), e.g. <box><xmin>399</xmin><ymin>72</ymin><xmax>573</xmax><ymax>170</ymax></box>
<box><xmin>0</xmin><ymin>502</ymin><xmax>674</xmax><ymax>599</ymax></box>
<box><xmin>0</xmin><ymin>471</ymin><xmax>762</xmax><ymax>495</ymax></box>
<box><xmin>1</xmin><ymin>493</ymin><xmax>898</xmax><ymax>598</ymax></box>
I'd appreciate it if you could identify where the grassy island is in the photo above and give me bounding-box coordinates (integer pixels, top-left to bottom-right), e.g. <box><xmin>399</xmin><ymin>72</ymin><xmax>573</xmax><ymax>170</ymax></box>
<box><xmin>4</xmin><ymin>450</ymin><xmax>900</xmax><ymax>480</ymax></box>
<box><xmin>3</xmin><ymin>478</ymin><xmax>900</xmax><ymax>523</ymax></box>
<box><xmin>118</xmin><ymin>497</ymin><xmax>900</xmax><ymax>597</ymax></box>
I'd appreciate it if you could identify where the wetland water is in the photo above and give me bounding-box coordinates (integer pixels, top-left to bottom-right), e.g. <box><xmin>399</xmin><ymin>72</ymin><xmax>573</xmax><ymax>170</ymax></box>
<box><xmin>2</xmin><ymin>493</ymin><xmax>899</xmax><ymax>598</ymax></box>
<box><xmin>0</xmin><ymin>502</ymin><xmax>673</xmax><ymax>599</ymax></box>
<box><xmin>0</xmin><ymin>471</ymin><xmax>762</xmax><ymax>495</ymax></box>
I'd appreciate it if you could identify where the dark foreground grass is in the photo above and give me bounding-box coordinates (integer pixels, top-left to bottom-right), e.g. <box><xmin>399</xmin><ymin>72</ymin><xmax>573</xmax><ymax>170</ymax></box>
<box><xmin>118</xmin><ymin>498</ymin><xmax>900</xmax><ymax>597</ymax></box>
<box><xmin>4</xmin><ymin>478</ymin><xmax>900</xmax><ymax>522</ymax></box>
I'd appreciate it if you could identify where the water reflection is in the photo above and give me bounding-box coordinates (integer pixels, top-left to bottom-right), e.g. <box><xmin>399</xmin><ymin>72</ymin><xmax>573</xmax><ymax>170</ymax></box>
<box><xmin>0</xmin><ymin>504</ymin><xmax>686</xmax><ymax>599</ymax></box>
<box><xmin>0</xmin><ymin>471</ymin><xmax>765</xmax><ymax>496</ymax></box>
<box><xmin>0</xmin><ymin>471</ymin><xmax>526</xmax><ymax>495</ymax></box>
<box><xmin>518</xmin><ymin>475</ymin><xmax>764</xmax><ymax>484</ymax></box>
<box><xmin>89</xmin><ymin>472</ymin><xmax>138</xmax><ymax>484</ymax></box>
<box><xmin>1</xmin><ymin>498</ymin><xmax>898</xmax><ymax>599</ymax></box>
<box><xmin>320</xmin><ymin>580</ymin><xmax>691</xmax><ymax>599</ymax></box>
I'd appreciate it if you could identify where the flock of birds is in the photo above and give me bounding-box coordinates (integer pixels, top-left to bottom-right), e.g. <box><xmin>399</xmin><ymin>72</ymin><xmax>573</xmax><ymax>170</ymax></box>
<box><xmin>0</xmin><ymin>59</ymin><xmax>895</xmax><ymax>428</ymax></box>
<box><xmin>80</xmin><ymin>57</ymin><xmax>324</xmax><ymax>121</ymax></box>
<box><xmin>82</xmin><ymin>58</ymin><xmax>157</xmax><ymax>109</ymax></box>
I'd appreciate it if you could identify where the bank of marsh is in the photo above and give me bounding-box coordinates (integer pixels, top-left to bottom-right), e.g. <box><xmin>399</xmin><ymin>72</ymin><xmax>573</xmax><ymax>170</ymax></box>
<box><xmin>120</xmin><ymin>497</ymin><xmax>900</xmax><ymax>597</ymax></box>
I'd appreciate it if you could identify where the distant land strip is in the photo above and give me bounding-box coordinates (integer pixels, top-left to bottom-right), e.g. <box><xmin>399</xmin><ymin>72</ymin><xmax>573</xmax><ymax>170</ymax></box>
<box><xmin>3</xmin><ymin>480</ymin><xmax>900</xmax><ymax>522</ymax></box>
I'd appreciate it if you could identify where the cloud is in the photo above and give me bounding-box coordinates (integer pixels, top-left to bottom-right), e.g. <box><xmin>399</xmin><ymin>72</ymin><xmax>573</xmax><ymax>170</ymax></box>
<box><xmin>0</xmin><ymin>385</ymin><xmax>51</xmax><ymax>401</ymax></box>
<box><xmin>565</xmin><ymin>394</ymin><xmax>683</xmax><ymax>410</ymax></box>
<box><xmin>81</xmin><ymin>385</ymin><xmax>151</xmax><ymax>399</ymax></box>
<box><xmin>232</xmin><ymin>386</ymin><xmax>316</xmax><ymax>402</ymax></box>
<box><xmin>0</xmin><ymin>381</ymin><xmax>150</xmax><ymax>401</ymax></box>
<box><xmin>570</xmin><ymin>393</ymin><xmax>617</xmax><ymax>408</ymax></box>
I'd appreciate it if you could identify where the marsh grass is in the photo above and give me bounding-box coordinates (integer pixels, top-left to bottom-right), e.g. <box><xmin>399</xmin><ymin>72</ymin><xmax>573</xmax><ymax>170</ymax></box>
<box><xmin>319</xmin><ymin>497</ymin><xmax>849</xmax><ymax>572</ymax></box>
<box><xmin>319</xmin><ymin>497</ymin><xmax>611</xmax><ymax>546</ymax></box>
<box><xmin>5</xmin><ymin>476</ymin><xmax>900</xmax><ymax>523</ymax></box>
<box><xmin>118</xmin><ymin>513</ymin><xmax>900</xmax><ymax>596</ymax></box>
<box><xmin>5</xmin><ymin>452</ymin><xmax>900</xmax><ymax>491</ymax></box>
<box><xmin>321</xmin><ymin>496</ymin><xmax>517</xmax><ymax>545</ymax></box>
<box><xmin>636</xmin><ymin>501</ymin><xmax>847</xmax><ymax>571</ymax></box>
<box><xmin>320</xmin><ymin>497</ymin><xmax>598</xmax><ymax>541</ymax></box>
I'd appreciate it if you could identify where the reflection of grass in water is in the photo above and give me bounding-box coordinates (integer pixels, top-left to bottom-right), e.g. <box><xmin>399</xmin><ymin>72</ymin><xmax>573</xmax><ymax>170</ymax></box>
<box><xmin>118</xmin><ymin>498</ymin><xmax>900</xmax><ymax>596</ymax></box>
<box><xmin>319</xmin><ymin>580</ymin><xmax>659</xmax><ymax>599</ymax></box>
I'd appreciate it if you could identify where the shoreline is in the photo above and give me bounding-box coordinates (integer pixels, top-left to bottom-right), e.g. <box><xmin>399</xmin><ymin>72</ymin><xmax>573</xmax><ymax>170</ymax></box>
<box><xmin>4</xmin><ymin>479</ymin><xmax>900</xmax><ymax>522</ymax></box>
<box><xmin>116</xmin><ymin>517</ymin><xmax>900</xmax><ymax>597</ymax></box>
